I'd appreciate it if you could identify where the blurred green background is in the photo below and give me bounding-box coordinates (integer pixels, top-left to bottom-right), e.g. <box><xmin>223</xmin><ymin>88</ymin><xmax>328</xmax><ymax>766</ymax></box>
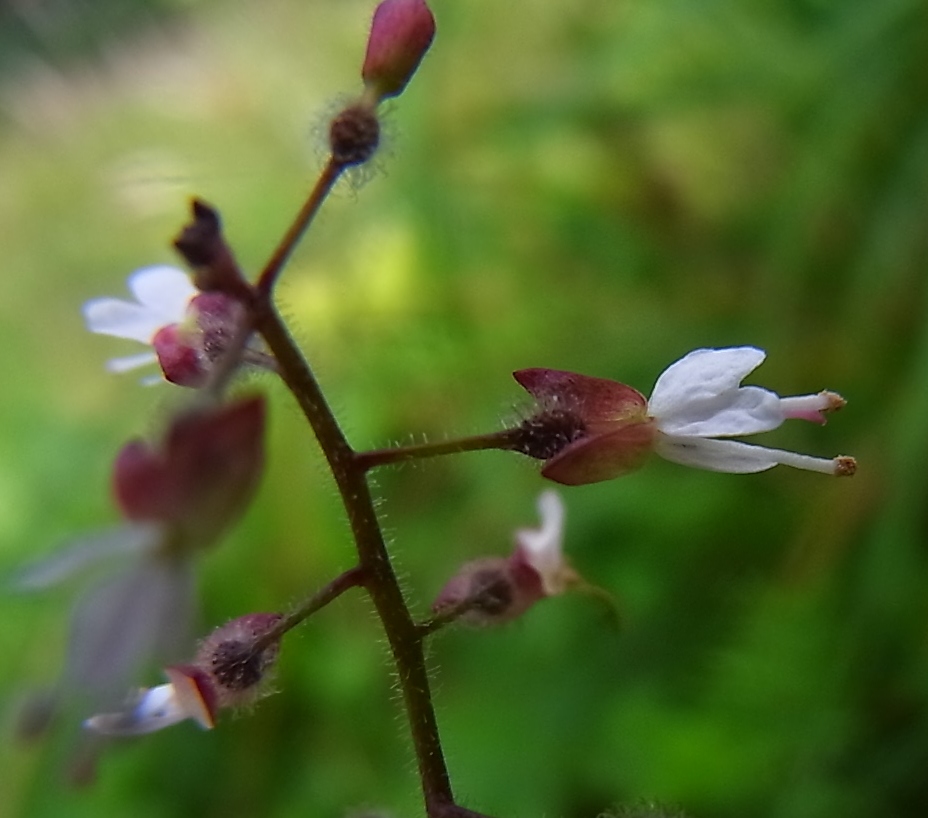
<box><xmin>1</xmin><ymin>0</ymin><xmax>927</xmax><ymax>816</ymax></box>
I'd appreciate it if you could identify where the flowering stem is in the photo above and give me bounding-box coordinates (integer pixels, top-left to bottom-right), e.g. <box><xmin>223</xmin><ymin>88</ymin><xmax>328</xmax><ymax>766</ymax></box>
<box><xmin>255</xmin><ymin>157</ymin><xmax>344</xmax><ymax>296</ymax></box>
<box><xmin>251</xmin><ymin>298</ymin><xmax>461</xmax><ymax>815</ymax></box>
<box><xmin>252</xmin><ymin>566</ymin><xmax>368</xmax><ymax>651</ymax></box>
<box><xmin>355</xmin><ymin>428</ymin><xmax>524</xmax><ymax>472</ymax></box>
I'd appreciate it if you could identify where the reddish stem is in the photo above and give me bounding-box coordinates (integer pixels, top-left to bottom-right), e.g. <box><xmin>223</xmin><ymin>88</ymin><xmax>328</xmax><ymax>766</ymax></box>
<box><xmin>256</xmin><ymin>158</ymin><xmax>344</xmax><ymax>296</ymax></box>
<box><xmin>355</xmin><ymin>429</ymin><xmax>524</xmax><ymax>472</ymax></box>
<box><xmin>252</xmin><ymin>299</ymin><xmax>459</xmax><ymax>813</ymax></box>
<box><xmin>252</xmin><ymin>566</ymin><xmax>368</xmax><ymax>651</ymax></box>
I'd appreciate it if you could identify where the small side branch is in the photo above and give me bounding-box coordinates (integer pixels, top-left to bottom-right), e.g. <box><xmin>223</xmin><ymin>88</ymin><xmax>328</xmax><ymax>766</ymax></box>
<box><xmin>355</xmin><ymin>429</ymin><xmax>524</xmax><ymax>472</ymax></box>
<box><xmin>252</xmin><ymin>565</ymin><xmax>368</xmax><ymax>651</ymax></box>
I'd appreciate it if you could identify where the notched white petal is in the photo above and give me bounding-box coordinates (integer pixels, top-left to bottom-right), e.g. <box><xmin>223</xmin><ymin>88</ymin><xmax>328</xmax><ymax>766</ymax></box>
<box><xmin>656</xmin><ymin>385</ymin><xmax>784</xmax><ymax>437</ymax></box>
<box><xmin>648</xmin><ymin>346</ymin><xmax>767</xmax><ymax>418</ymax></box>
<box><xmin>127</xmin><ymin>266</ymin><xmax>197</xmax><ymax>319</ymax></box>
<box><xmin>85</xmin><ymin>683</ymin><xmax>188</xmax><ymax>736</ymax></box>
<box><xmin>515</xmin><ymin>490</ymin><xmax>573</xmax><ymax>596</ymax></box>
<box><xmin>83</xmin><ymin>298</ymin><xmax>165</xmax><ymax>343</ymax></box>
<box><xmin>106</xmin><ymin>351</ymin><xmax>159</xmax><ymax>373</ymax></box>
<box><xmin>9</xmin><ymin>524</ymin><xmax>161</xmax><ymax>591</ymax></box>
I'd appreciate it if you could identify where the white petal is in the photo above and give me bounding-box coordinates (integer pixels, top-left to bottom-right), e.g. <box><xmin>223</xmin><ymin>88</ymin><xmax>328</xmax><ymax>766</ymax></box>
<box><xmin>655</xmin><ymin>434</ymin><xmax>838</xmax><ymax>474</ymax></box>
<box><xmin>515</xmin><ymin>490</ymin><xmax>568</xmax><ymax>595</ymax></box>
<box><xmin>83</xmin><ymin>297</ymin><xmax>165</xmax><ymax>342</ymax></box>
<box><xmin>656</xmin><ymin>385</ymin><xmax>785</xmax><ymax>437</ymax></box>
<box><xmin>127</xmin><ymin>266</ymin><xmax>197</xmax><ymax>321</ymax></box>
<box><xmin>85</xmin><ymin>683</ymin><xmax>189</xmax><ymax>736</ymax></box>
<box><xmin>9</xmin><ymin>523</ymin><xmax>161</xmax><ymax>591</ymax></box>
<box><xmin>63</xmin><ymin>557</ymin><xmax>196</xmax><ymax>694</ymax></box>
<box><xmin>648</xmin><ymin>347</ymin><xmax>767</xmax><ymax>419</ymax></box>
<box><xmin>106</xmin><ymin>351</ymin><xmax>159</xmax><ymax>373</ymax></box>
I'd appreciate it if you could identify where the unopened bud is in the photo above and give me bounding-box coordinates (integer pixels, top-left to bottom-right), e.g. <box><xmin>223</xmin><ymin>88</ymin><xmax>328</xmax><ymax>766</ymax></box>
<box><xmin>362</xmin><ymin>0</ymin><xmax>436</xmax><ymax>102</ymax></box>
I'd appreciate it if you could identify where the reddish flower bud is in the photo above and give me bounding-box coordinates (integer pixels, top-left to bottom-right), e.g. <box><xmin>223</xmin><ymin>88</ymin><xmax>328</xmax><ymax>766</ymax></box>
<box><xmin>113</xmin><ymin>396</ymin><xmax>266</xmax><ymax>549</ymax></box>
<box><xmin>362</xmin><ymin>0</ymin><xmax>436</xmax><ymax>101</ymax></box>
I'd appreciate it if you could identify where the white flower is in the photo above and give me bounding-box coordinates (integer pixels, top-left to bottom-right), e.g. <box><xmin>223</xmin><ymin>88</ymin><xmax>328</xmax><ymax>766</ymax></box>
<box><xmin>649</xmin><ymin>347</ymin><xmax>854</xmax><ymax>475</ymax></box>
<box><xmin>82</xmin><ymin>265</ymin><xmax>197</xmax><ymax>378</ymax></box>
<box><xmin>513</xmin><ymin>489</ymin><xmax>576</xmax><ymax>596</ymax></box>
<box><xmin>85</xmin><ymin>667</ymin><xmax>215</xmax><ymax>736</ymax></box>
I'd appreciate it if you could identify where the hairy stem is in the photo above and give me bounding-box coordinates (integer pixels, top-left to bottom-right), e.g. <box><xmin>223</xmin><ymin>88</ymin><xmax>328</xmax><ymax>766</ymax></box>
<box><xmin>256</xmin><ymin>158</ymin><xmax>344</xmax><ymax>296</ymax></box>
<box><xmin>252</xmin><ymin>565</ymin><xmax>368</xmax><ymax>651</ymax></box>
<box><xmin>253</xmin><ymin>299</ymin><xmax>458</xmax><ymax>813</ymax></box>
<box><xmin>355</xmin><ymin>429</ymin><xmax>524</xmax><ymax>472</ymax></box>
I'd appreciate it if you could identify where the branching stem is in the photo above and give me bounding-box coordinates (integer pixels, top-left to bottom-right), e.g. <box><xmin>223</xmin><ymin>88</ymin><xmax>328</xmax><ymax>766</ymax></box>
<box><xmin>252</xmin><ymin>293</ymin><xmax>459</xmax><ymax>814</ymax></box>
<box><xmin>188</xmin><ymin>154</ymin><xmax>506</xmax><ymax>817</ymax></box>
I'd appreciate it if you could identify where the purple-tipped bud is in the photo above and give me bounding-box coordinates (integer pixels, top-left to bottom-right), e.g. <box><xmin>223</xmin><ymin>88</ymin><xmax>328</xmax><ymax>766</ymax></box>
<box><xmin>113</xmin><ymin>396</ymin><xmax>266</xmax><ymax>549</ymax></box>
<box><xmin>362</xmin><ymin>0</ymin><xmax>436</xmax><ymax>101</ymax></box>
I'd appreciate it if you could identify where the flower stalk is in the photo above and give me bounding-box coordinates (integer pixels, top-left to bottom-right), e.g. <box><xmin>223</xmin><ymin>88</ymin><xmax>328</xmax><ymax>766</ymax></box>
<box><xmin>250</xmin><ymin>297</ymin><xmax>459</xmax><ymax>813</ymax></box>
<box><xmin>256</xmin><ymin>158</ymin><xmax>344</xmax><ymax>297</ymax></box>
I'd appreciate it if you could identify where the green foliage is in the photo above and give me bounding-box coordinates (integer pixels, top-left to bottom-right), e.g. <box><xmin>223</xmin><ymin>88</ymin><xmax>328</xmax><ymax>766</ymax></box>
<box><xmin>2</xmin><ymin>0</ymin><xmax>927</xmax><ymax>817</ymax></box>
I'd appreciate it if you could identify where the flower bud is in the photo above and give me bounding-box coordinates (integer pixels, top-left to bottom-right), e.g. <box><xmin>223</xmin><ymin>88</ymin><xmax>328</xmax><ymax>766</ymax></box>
<box><xmin>113</xmin><ymin>396</ymin><xmax>266</xmax><ymax>549</ymax></box>
<box><xmin>361</xmin><ymin>0</ymin><xmax>436</xmax><ymax>102</ymax></box>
